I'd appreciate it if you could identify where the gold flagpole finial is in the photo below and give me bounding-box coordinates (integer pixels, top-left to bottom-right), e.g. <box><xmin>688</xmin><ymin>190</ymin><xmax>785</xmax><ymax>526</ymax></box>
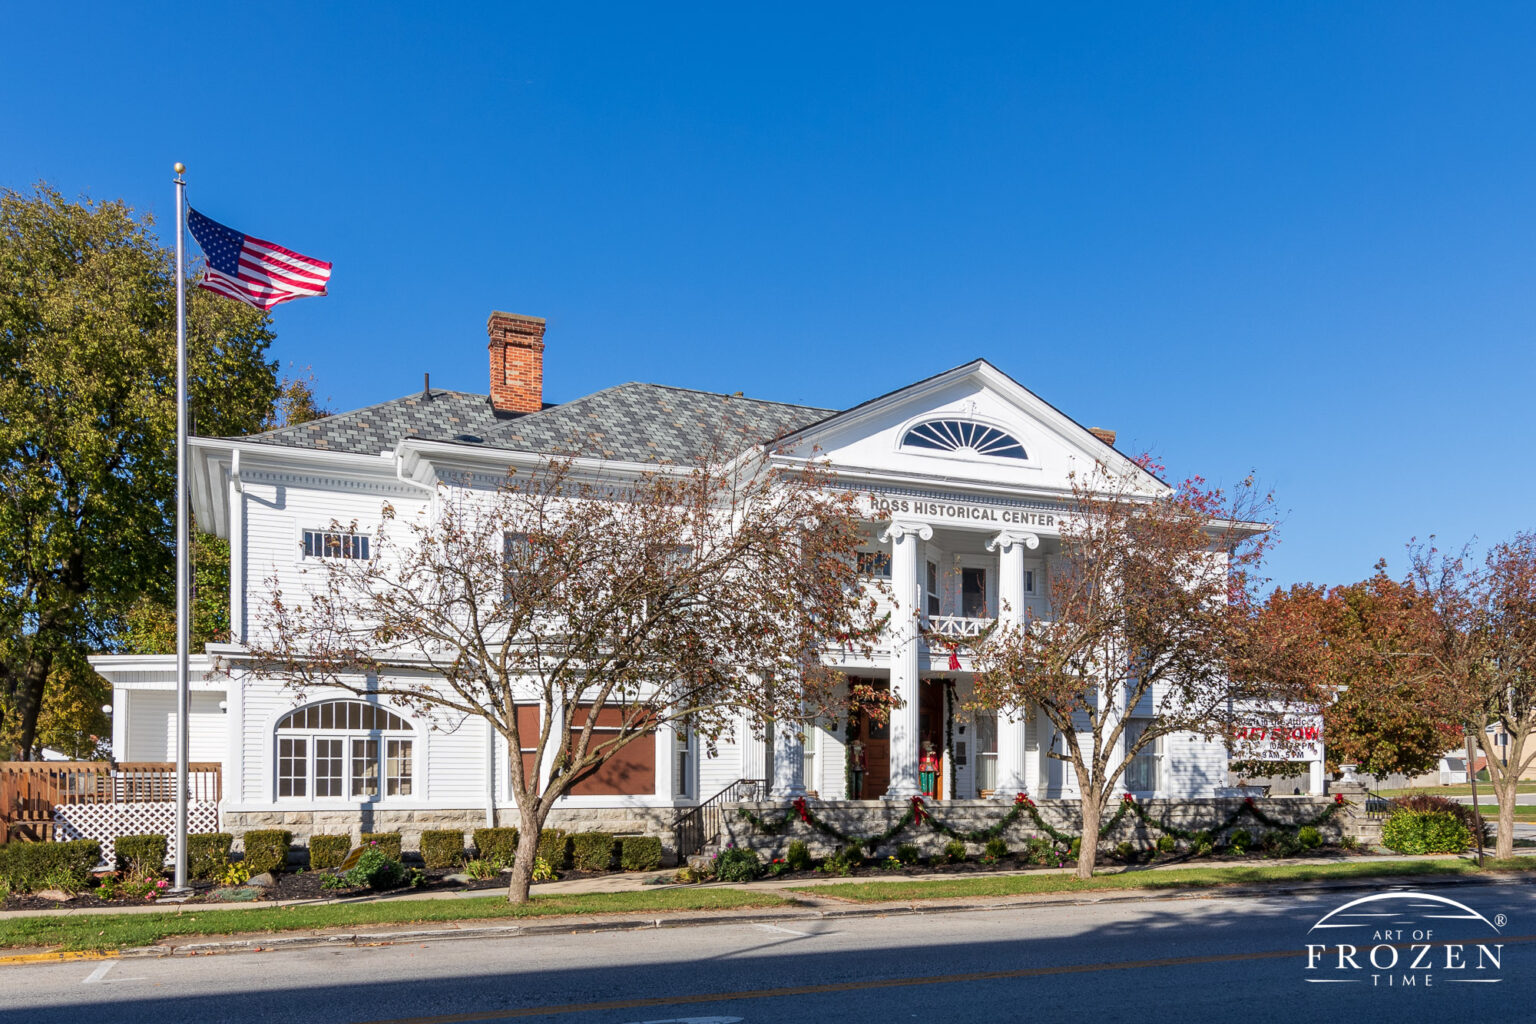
<box><xmin>173</xmin><ymin>162</ymin><xmax>185</xmax><ymax>175</ymax></box>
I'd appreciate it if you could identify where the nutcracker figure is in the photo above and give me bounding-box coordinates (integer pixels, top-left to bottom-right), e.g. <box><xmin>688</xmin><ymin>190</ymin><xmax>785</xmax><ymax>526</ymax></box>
<box><xmin>850</xmin><ymin>741</ymin><xmax>867</xmax><ymax>799</ymax></box>
<box><xmin>919</xmin><ymin>740</ymin><xmax>940</xmax><ymax>798</ymax></box>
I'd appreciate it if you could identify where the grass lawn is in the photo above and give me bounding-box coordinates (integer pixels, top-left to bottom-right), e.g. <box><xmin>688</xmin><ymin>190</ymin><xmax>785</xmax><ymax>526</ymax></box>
<box><xmin>1377</xmin><ymin>782</ymin><xmax>1536</xmax><ymax>797</ymax></box>
<box><xmin>793</xmin><ymin>857</ymin><xmax>1536</xmax><ymax>903</ymax></box>
<box><xmin>0</xmin><ymin>887</ymin><xmax>792</xmax><ymax>954</ymax></box>
<box><xmin>1469</xmin><ymin>804</ymin><xmax>1536</xmax><ymax>819</ymax></box>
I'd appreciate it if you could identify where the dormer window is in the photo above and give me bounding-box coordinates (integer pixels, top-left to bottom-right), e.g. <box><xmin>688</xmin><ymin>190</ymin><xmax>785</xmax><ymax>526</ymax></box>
<box><xmin>901</xmin><ymin>420</ymin><xmax>1026</xmax><ymax>460</ymax></box>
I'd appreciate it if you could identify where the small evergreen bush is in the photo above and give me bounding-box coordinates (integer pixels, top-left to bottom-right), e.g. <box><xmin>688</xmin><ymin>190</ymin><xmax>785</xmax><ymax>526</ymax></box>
<box><xmin>942</xmin><ymin>839</ymin><xmax>968</xmax><ymax>863</ymax></box>
<box><xmin>895</xmin><ymin>843</ymin><xmax>921</xmax><ymax>865</ymax></box>
<box><xmin>1389</xmin><ymin>794</ymin><xmax>1489</xmax><ymax>846</ymax></box>
<box><xmin>983</xmin><ymin>837</ymin><xmax>1009</xmax><ymax>861</ymax></box>
<box><xmin>343</xmin><ymin>847</ymin><xmax>408</xmax><ymax>890</ymax></box>
<box><xmin>240</xmin><ymin>830</ymin><xmax>293</xmax><ymax>875</ymax></box>
<box><xmin>1297</xmin><ymin>826</ymin><xmax>1323</xmax><ymax>850</ymax></box>
<box><xmin>308</xmin><ymin>834</ymin><xmax>352</xmax><ymax>870</ymax></box>
<box><xmin>113</xmin><ymin>834</ymin><xmax>168</xmax><ymax>876</ymax></box>
<box><xmin>714</xmin><ymin>847</ymin><xmax>762</xmax><ymax>882</ymax></box>
<box><xmin>420</xmin><ymin>830</ymin><xmax>467</xmax><ymax>870</ymax></box>
<box><xmin>785</xmin><ymin>840</ymin><xmax>814</xmax><ymax>870</ymax></box>
<box><xmin>1156</xmin><ymin>834</ymin><xmax>1177</xmax><ymax>854</ymax></box>
<box><xmin>187</xmin><ymin>833</ymin><xmax>233</xmax><ymax>880</ymax></box>
<box><xmin>1228</xmin><ymin>828</ymin><xmax>1252</xmax><ymax>853</ymax></box>
<box><xmin>536</xmin><ymin>829</ymin><xmax>570</xmax><ymax>869</ymax></box>
<box><xmin>0</xmin><ymin>839</ymin><xmax>101</xmax><ymax>894</ymax></box>
<box><xmin>359</xmin><ymin>832</ymin><xmax>402</xmax><ymax>859</ymax></box>
<box><xmin>570</xmin><ymin>832</ymin><xmax>616</xmax><ymax>871</ymax></box>
<box><xmin>472</xmin><ymin>828</ymin><xmax>519</xmax><ymax>867</ymax></box>
<box><xmin>1113</xmin><ymin>841</ymin><xmax>1137</xmax><ymax>862</ymax></box>
<box><xmin>620</xmin><ymin>835</ymin><xmax>662</xmax><ymax>871</ymax></box>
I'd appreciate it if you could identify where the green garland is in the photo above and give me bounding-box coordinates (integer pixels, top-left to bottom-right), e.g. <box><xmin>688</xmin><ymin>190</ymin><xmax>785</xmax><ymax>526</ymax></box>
<box><xmin>738</xmin><ymin>793</ymin><xmax>1345</xmax><ymax>852</ymax></box>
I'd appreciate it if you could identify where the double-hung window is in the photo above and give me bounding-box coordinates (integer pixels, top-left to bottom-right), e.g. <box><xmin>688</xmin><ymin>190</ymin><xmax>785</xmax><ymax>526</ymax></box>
<box><xmin>975</xmin><ymin>712</ymin><xmax>998</xmax><ymax>796</ymax></box>
<box><xmin>275</xmin><ymin>700</ymin><xmax>414</xmax><ymax>800</ymax></box>
<box><xmin>1123</xmin><ymin>719</ymin><xmax>1162</xmax><ymax>793</ymax></box>
<box><xmin>925</xmin><ymin>561</ymin><xmax>941</xmax><ymax>618</ymax></box>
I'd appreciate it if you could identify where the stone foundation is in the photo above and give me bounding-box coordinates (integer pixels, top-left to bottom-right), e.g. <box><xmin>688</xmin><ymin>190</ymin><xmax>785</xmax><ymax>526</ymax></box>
<box><xmin>221</xmin><ymin>807</ymin><xmax>681</xmax><ymax>865</ymax></box>
<box><xmin>721</xmin><ymin>797</ymin><xmax>1345</xmax><ymax>859</ymax></box>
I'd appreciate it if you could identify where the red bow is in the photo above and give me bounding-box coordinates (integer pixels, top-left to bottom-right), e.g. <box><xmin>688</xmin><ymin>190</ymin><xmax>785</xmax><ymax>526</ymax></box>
<box><xmin>794</xmin><ymin>796</ymin><xmax>809</xmax><ymax>822</ymax></box>
<box><xmin>911</xmin><ymin>794</ymin><xmax>927</xmax><ymax>824</ymax></box>
<box><xmin>1334</xmin><ymin>793</ymin><xmax>1345</xmax><ymax>804</ymax></box>
<box><xmin>948</xmin><ymin>649</ymin><xmax>961</xmax><ymax>671</ymax></box>
<box><xmin>1123</xmin><ymin>793</ymin><xmax>1136</xmax><ymax>803</ymax></box>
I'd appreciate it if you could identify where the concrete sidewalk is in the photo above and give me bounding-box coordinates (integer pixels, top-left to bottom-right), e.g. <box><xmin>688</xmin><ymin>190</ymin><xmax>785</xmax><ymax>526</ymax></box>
<box><xmin>0</xmin><ymin>849</ymin><xmax>1515</xmax><ymax>921</ymax></box>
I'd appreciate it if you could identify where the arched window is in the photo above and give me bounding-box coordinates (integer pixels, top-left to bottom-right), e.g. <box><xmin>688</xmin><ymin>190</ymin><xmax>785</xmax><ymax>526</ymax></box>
<box><xmin>901</xmin><ymin>419</ymin><xmax>1026</xmax><ymax>459</ymax></box>
<box><xmin>275</xmin><ymin>700</ymin><xmax>414</xmax><ymax>800</ymax></box>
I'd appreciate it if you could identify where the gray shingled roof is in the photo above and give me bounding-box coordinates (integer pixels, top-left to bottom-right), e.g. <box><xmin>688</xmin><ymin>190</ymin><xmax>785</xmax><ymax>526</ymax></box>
<box><xmin>236</xmin><ymin>383</ymin><xmax>834</xmax><ymax>463</ymax></box>
<box><xmin>242</xmin><ymin>389</ymin><xmax>508</xmax><ymax>455</ymax></box>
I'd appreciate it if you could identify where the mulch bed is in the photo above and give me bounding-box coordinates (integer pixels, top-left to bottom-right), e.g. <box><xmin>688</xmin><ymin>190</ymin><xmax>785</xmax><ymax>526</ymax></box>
<box><xmin>0</xmin><ymin>865</ymin><xmax>628</xmax><ymax>912</ymax></box>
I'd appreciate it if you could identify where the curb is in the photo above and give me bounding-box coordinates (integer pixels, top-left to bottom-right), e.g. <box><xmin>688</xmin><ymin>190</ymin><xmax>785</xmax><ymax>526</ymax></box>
<box><xmin>108</xmin><ymin>868</ymin><xmax>1533</xmax><ymax>960</ymax></box>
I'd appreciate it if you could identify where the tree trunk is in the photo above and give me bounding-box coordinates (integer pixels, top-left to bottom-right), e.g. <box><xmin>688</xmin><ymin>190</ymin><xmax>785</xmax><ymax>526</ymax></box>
<box><xmin>506</xmin><ymin>804</ymin><xmax>548</xmax><ymax>904</ymax></box>
<box><xmin>1495</xmin><ymin>780</ymin><xmax>1516</xmax><ymax>861</ymax></box>
<box><xmin>13</xmin><ymin>649</ymin><xmax>53</xmax><ymax>761</ymax></box>
<box><xmin>1076</xmin><ymin>792</ymin><xmax>1101</xmax><ymax>881</ymax></box>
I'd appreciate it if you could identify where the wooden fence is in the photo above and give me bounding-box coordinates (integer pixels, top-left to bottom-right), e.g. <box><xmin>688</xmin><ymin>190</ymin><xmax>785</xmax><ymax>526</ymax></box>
<box><xmin>0</xmin><ymin>762</ymin><xmax>222</xmax><ymax>844</ymax></box>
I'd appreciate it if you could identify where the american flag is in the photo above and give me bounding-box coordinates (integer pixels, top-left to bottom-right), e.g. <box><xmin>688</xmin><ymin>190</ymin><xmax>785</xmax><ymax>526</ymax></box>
<box><xmin>187</xmin><ymin>208</ymin><xmax>332</xmax><ymax>310</ymax></box>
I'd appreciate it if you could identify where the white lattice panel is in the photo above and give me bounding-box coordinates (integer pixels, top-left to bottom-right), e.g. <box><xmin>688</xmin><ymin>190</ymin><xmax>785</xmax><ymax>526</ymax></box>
<box><xmin>54</xmin><ymin>802</ymin><xmax>219</xmax><ymax>869</ymax></box>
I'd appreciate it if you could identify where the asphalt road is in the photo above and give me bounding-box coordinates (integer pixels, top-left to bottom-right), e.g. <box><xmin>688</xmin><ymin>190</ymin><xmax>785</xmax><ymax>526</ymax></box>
<box><xmin>6</xmin><ymin>881</ymin><xmax>1536</xmax><ymax>1024</ymax></box>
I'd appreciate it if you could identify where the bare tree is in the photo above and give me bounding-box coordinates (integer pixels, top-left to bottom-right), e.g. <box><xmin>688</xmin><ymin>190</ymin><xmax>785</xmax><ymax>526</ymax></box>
<box><xmin>1411</xmin><ymin>535</ymin><xmax>1536</xmax><ymax>860</ymax></box>
<box><xmin>972</xmin><ymin>457</ymin><xmax>1281</xmax><ymax>880</ymax></box>
<box><xmin>244</xmin><ymin>452</ymin><xmax>884</xmax><ymax>901</ymax></box>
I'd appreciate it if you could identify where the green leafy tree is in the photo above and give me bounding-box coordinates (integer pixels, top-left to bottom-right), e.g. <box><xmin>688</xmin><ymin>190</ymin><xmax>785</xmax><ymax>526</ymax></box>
<box><xmin>1250</xmin><ymin>565</ymin><xmax>1459</xmax><ymax>778</ymax></box>
<box><xmin>0</xmin><ymin>183</ymin><xmax>279</xmax><ymax>758</ymax></box>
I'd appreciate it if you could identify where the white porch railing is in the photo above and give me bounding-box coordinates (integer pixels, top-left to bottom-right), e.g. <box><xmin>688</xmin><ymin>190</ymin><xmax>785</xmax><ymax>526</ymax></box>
<box><xmin>925</xmin><ymin>615</ymin><xmax>995</xmax><ymax>638</ymax></box>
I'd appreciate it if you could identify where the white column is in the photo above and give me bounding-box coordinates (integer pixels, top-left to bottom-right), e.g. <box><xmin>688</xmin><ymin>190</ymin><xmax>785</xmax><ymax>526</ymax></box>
<box><xmin>881</xmin><ymin>519</ymin><xmax>932</xmax><ymax>800</ymax></box>
<box><xmin>1308</xmin><ymin>759</ymin><xmax>1325</xmax><ymax>796</ymax></box>
<box><xmin>986</xmin><ymin>529</ymin><xmax>1040</xmax><ymax>799</ymax></box>
<box><xmin>769</xmin><ymin>718</ymin><xmax>807</xmax><ymax>799</ymax></box>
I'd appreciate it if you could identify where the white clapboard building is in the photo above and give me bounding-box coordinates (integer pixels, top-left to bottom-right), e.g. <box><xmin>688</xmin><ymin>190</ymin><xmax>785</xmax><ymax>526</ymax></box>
<box><xmin>90</xmin><ymin>312</ymin><xmax>1316</xmax><ymax>848</ymax></box>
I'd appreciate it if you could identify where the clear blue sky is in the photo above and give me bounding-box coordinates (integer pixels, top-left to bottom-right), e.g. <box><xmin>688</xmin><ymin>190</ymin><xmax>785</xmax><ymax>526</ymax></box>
<box><xmin>5</xmin><ymin>3</ymin><xmax>1533</xmax><ymax>591</ymax></box>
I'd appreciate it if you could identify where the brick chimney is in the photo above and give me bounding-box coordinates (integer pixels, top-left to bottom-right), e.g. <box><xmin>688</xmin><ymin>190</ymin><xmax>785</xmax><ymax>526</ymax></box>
<box><xmin>1088</xmin><ymin>427</ymin><xmax>1117</xmax><ymax>447</ymax></box>
<box><xmin>487</xmin><ymin>312</ymin><xmax>545</xmax><ymax>414</ymax></box>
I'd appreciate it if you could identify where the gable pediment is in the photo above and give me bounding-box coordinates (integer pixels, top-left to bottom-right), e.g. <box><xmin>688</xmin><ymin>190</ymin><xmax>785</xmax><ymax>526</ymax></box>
<box><xmin>777</xmin><ymin>360</ymin><xmax>1166</xmax><ymax>498</ymax></box>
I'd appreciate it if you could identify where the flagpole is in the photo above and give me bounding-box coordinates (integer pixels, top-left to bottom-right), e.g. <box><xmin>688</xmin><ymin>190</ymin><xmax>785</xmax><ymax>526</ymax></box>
<box><xmin>173</xmin><ymin>161</ymin><xmax>190</xmax><ymax>892</ymax></box>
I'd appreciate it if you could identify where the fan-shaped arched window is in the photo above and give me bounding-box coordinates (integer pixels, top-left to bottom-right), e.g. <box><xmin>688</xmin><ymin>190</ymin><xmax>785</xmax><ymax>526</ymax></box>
<box><xmin>901</xmin><ymin>420</ymin><xmax>1027</xmax><ymax>459</ymax></box>
<box><xmin>275</xmin><ymin>700</ymin><xmax>413</xmax><ymax>801</ymax></box>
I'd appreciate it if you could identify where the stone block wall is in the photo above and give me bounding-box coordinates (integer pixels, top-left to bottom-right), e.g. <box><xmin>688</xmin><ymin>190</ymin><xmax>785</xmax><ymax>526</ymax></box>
<box><xmin>721</xmin><ymin>797</ymin><xmax>1345</xmax><ymax>860</ymax></box>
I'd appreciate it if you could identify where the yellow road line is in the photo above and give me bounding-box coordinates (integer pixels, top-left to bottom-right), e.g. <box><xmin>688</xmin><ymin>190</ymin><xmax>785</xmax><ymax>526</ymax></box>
<box><xmin>0</xmin><ymin>950</ymin><xmax>117</xmax><ymax>966</ymax></box>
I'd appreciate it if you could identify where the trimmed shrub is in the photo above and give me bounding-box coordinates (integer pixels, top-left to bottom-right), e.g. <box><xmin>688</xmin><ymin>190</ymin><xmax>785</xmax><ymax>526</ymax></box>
<box><xmin>786</xmin><ymin>840</ymin><xmax>814</xmax><ymax>871</ymax></box>
<box><xmin>187</xmin><ymin>833</ymin><xmax>233</xmax><ymax>880</ymax></box>
<box><xmin>420</xmin><ymin>830</ymin><xmax>467</xmax><ymax>870</ymax></box>
<box><xmin>895</xmin><ymin>843</ymin><xmax>921</xmax><ymax>865</ymax></box>
<box><xmin>714</xmin><ymin>847</ymin><xmax>761</xmax><ymax>882</ymax></box>
<box><xmin>983</xmin><ymin>837</ymin><xmax>1009</xmax><ymax>860</ymax></box>
<box><xmin>113</xmin><ymin>834</ymin><xmax>168</xmax><ymax>876</ymax></box>
<box><xmin>472</xmin><ymin>828</ymin><xmax>519</xmax><ymax>867</ymax></box>
<box><xmin>359</xmin><ymin>832</ymin><xmax>402</xmax><ymax>859</ymax></box>
<box><xmin>537</xmin><ymin>829</ymin><xmax>570</xmax><ymax>869</ymax></box>
<box><xmin>1382</xmin><ymin>809</ymin><xmax>1470</xmax><ymax>855</ymax></box>
<box><xmin>1228</xmin><ymin>828</ymin><xmax>1253</xmax><ymax>853</ymax></box>
<box><xmin>1113</xmin><ymin>841</ymin><xmax>1137</xmax><ymax>862</ymax></box>
<box><xmin>1297</xmin><ymin>826</ymin><xmax>1323</xmax><ymax>850</ymax></box>
<box><xmin>308</xmin><ymin>834</ymin><xmax>352</xmax><ymax>870</ymax></box>
<box><xmin>942</xmin><ymin>839</ymin><xmax>968</xmax><ymax>863</ymax></box>
<box><xmin>241</xmin><ymin>830</ymin><xmax>293</xmax><ymax>875</ymax></box>
<box><xmin>1156</xmin><ymin>834</ymin><xmax>1177</xmax><ymax>854</ymax></box>
<box><xmin>1390</xmin><ymin>793</ymin><xmax>1490</xmax><ymax>846</ymax></box>
<box><xmin>343</xmin><ymin>847</ymin><xmax>408</xmax><ymax>891</ymax></box>
<box><xmin>570</xmin><ymin>832</ymin><xmax>616</xmax><ymax>872</ymax></box>
<box><xmin>0</xmin><ymin>839</ymin><xmax>101</xmax><ymax>894</ymax></box>
<box><xmin>620</xmin><ymin>835</ymin><xmax>663</xmax><ymax>871</ymax></box>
